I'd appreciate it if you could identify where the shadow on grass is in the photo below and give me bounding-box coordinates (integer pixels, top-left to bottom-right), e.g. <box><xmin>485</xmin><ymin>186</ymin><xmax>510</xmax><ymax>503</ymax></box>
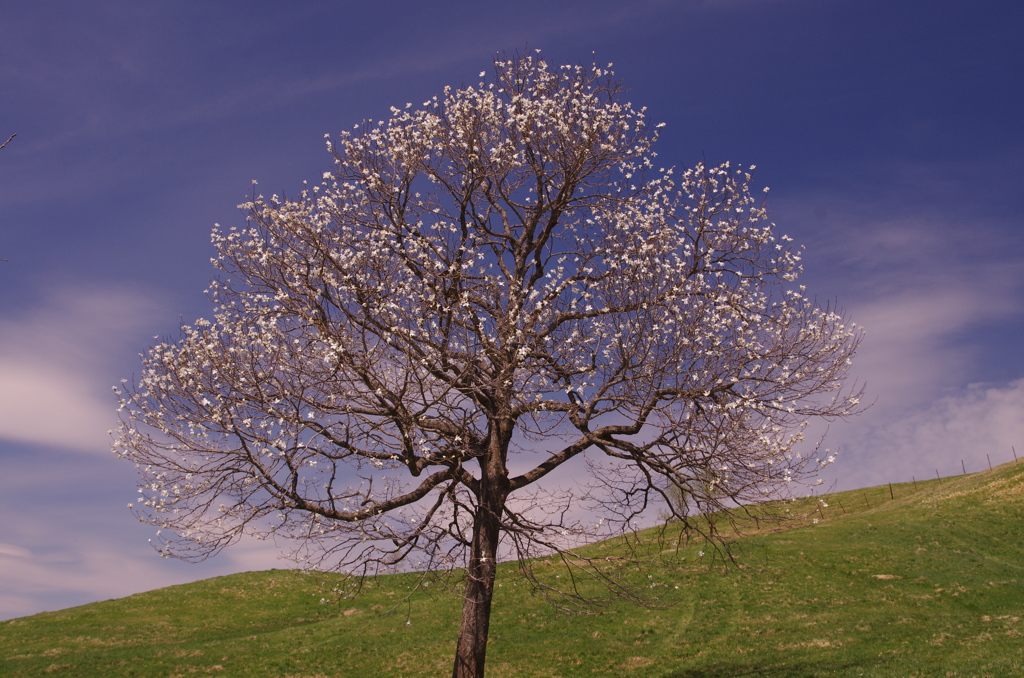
<box><xmin>663</xmin><ymin>656</ymin><xmax>878</xmax><ymax>677</ymax></box>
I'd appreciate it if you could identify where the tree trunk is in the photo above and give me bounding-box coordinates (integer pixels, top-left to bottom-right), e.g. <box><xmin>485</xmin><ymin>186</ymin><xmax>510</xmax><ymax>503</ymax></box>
<box><xmin>451</xmin><ymin>486</ymin><xmax>506</xmax><ymax>677</ymax></box>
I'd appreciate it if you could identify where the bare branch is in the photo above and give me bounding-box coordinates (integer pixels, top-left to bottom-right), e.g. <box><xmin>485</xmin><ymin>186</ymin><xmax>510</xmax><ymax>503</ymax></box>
<box><xmin>114</xmin><ymin>53</ymin><xmax>863</xmax><ymax>678</ymax></box>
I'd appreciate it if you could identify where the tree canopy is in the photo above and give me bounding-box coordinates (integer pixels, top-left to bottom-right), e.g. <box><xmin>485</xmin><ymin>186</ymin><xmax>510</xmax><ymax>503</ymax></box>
<box><xmin>115</xmin><ymin>53</ymin><xmax>861</xmax><ymax>677</ymax></box>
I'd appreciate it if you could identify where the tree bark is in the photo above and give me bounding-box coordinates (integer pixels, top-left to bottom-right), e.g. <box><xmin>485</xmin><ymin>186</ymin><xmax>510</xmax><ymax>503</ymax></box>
<box><xmin>452</xmin><ymin>467</ymin><xmax>508</xmax><ymax>677</ymax></box>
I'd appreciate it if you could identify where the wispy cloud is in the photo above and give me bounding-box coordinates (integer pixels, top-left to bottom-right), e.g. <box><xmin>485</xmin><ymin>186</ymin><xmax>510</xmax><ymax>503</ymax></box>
<box><xmin>0</xmin><ymin>287</ymin><xmax>163</xmax><ymax>453</ymax></box>
<box><xmin>0</xmin><ymin>441</ymin><xmax>290</xmax><ymax>622</ymax></box>
<box><xmin>0</xmin><ymin>534</ymin><xmax>287</xmax><ymax>621</ymax></box>
<box><xmin>775</xmin><ymin>183</ymin><xmax>1024</xmax><ymax>489</ymax></box>
<box><xmin>834</xmin><ymin>378</ymin><xmax>1024</xmax><ymax>490</ymax></box>
<box><xmin>851</xmin><ymin>273</ymin><xmax>1019</xmax><ymax>408</ymax></box>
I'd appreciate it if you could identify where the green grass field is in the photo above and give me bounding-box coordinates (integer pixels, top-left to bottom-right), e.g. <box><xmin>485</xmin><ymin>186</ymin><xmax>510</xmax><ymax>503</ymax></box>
<box><xmin>4</xmin><ymin>462</ymin><xmax>1024</xmax><ymax>677</ymax></box>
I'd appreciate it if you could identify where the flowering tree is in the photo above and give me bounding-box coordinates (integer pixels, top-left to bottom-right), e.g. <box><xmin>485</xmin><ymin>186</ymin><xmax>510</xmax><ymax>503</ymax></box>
<box><xmin>115</xmin><ymin>54</ymin><xmax>861</xmax><ymax>678</ymax></box>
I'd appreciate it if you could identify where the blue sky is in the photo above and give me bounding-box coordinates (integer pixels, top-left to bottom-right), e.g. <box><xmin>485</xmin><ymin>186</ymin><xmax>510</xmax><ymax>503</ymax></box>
<box><xmin>1</xmin><ymin>0</ymin><xmax>1022</xmax><ymax>620</ymax></box>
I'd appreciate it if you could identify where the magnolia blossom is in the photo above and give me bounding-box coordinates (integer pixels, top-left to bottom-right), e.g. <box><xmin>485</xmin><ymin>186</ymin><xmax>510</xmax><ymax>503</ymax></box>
<box><xmin>114</xmin><ymin>53</ymin><xmax>861</xmax><ymax>678</ymax></box>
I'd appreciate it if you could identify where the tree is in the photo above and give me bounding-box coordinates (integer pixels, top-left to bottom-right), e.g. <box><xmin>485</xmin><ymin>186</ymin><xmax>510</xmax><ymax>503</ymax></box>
<box><xmin>115</xmin><ymin>53</ymin><xmax>862</xmax><ymax>678</ymax></box>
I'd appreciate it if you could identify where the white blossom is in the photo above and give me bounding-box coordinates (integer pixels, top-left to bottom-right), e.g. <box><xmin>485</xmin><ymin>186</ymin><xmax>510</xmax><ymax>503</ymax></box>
<box><xmin>114</xmin><ymin>52</ymin><xmax>863</xmax><ymax>675</ymax></box>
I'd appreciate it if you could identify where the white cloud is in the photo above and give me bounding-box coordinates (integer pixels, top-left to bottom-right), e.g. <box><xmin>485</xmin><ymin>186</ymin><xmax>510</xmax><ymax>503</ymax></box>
<box><xmin>850</xmin><ymin>278</ymin><xmax>1017</xmax><ymax>410</ymax></box>
<box><xmin>834</xmin><ymin>379</ymin><xmax>1024</xmax><ymax>489</ymax></box>
<box><xmin>771</xmin><ymin>190</ymin><xmax>1024</xmax><ymax>491</ymax></box>
<box><xmin>0</xmin><ymin>530</ymin><xmax>289</xmax><ymax>622</ymax></box>
<box><xmin>0</xmin><ymin>286</ymin><xmax>163</xmax><ymax>453</ymax></box>
<box><xmin>0</xmin><ymin>361</ymin><xmax>115</xmax><ymax>452</ymax></box>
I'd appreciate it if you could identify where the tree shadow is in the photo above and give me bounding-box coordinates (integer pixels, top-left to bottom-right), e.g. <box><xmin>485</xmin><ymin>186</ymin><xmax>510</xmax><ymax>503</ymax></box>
<box><xmin>662</xmin><ymin>656</ymin><xmax>878</xmax><ymax>678</ymax></box>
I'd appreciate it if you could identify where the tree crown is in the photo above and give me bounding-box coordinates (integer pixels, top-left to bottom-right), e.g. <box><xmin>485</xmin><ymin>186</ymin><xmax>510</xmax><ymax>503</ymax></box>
<box><xmin>115</xmin><ymin>53</ymin><xmax>861</xmax><ymax>582</ymax></box>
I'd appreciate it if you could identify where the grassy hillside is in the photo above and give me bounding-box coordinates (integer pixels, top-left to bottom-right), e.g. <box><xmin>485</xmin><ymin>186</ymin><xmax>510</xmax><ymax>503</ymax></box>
<box><xmin>4</xmin><ymin>462</ymin><xmax>1024</xmax><ymax>677</ymax></box>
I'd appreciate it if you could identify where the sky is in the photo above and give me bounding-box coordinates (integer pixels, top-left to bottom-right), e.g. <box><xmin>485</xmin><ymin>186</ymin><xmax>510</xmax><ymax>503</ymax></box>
<box><xmin>1</xmin><ymin>0</ymin><xmax>1022</xmax><ymax>621</ymax></box>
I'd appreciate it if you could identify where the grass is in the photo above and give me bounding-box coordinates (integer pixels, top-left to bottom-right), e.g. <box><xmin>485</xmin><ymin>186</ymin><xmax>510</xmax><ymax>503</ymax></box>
<box><xmin>4</xmin><ymin>462</ymin><xmax>1024</xmax><ymax>677</ymax></box>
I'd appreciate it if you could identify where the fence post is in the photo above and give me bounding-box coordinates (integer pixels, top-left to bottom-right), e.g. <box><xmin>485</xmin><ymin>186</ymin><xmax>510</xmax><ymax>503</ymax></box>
<box><xmin>987</xmin><ymin>454</ymin><xmax>992</xmax><ymax>471</ymax></box>
<box><xmin>888</xmin><ymin>483</ymin><xmax>894</xmax><ymax>500</ymax></box>
<box><xmin>961</xmin><ymin>459</ymin><xmax>967</xmax><ymax>475</ymax></box>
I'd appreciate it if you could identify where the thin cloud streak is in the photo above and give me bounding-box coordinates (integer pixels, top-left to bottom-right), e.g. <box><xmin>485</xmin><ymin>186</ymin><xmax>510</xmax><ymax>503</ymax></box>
<box><xmin>0</xmin><ymin>442</ymin><xmax>289</xmax><ymax>621</ymax></box>
<box><xmin>852</xmin><ymin>278</ymin><xmax>1019</xmax><ymax>408</ymax></box>
<box><xmin>778</xmin><ymin>190</ymin><xmax>1024</xmax><ymax>490</ymax></box>
<box><xmin>0</xmin><ymin>287</ymin><xmax>163</xmax><ymax>454</ymax></box>
<box><xmin>0</xmin><ymin>1</ymin><xmax>673</xmax><ymax>153</ymax></box>
<box><xmin>835</xmin><ymin>379</ymin><xmax>1024</xmax><ymax>490</ymax></box>
<box><xmin>0</xmin><ymin>535</ymin><xmax>288</xmax><ymax>621</ymax></box>
<box><xmin>1</xmin><ymin>0</ymin><xmax>1021</xmax><ymax>623</ymax></box>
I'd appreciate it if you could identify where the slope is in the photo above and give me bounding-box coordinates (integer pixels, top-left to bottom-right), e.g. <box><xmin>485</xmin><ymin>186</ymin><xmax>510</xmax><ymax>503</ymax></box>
<box><xmin>4</xmin><ymin>462</ymin><xmax>1024</xmax><ymax>677</ymax></box>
